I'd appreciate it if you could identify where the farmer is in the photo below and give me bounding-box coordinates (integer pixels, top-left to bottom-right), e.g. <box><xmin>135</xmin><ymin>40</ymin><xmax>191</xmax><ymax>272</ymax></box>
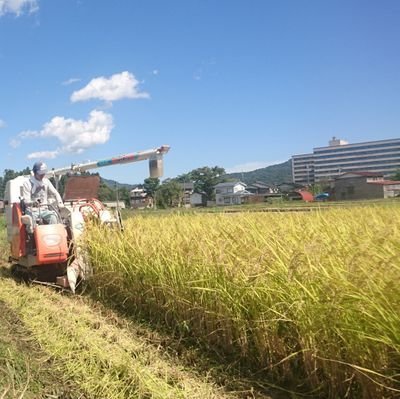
<box><xmin>21</xmin><ymin>161</ymin><xmax>64</xmax><ymax>225</ymax></box>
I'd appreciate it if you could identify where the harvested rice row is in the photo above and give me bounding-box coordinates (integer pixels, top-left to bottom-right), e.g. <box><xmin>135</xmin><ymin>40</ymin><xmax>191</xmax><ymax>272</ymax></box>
<box><xmin>0</xmin><ymin>297</ymin><xmax>81</xmax><ymax>399</ymax></box>
<box><xmin>0</xmin><ymin>277</ymin><xmax>236</xmax><ymax>399</ymax></box>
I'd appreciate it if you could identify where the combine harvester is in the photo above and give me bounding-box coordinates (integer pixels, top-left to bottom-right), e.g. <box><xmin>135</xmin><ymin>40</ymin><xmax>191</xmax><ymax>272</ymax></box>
<box><xmin>4</xmin><ymin>145</ymin><xmax>170</xmax><ymax>293</ymax></box>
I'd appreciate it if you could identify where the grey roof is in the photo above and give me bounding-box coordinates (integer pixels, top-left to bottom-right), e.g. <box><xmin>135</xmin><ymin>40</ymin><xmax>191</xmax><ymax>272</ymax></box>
<box><xmin>248</xmin><ymin>182</ymin><xmax>272</xmax><ymax>189</ymax></box>
<box><xmin>232</xmin><ymin>190</ymin><xmax>253</xmax><ymax>196</ymax></box>
<box><xmin>214</xmin><ymin>181</ymin><xmax>246</xmax><ymax>188</ymax></box>
<box><xmin>337</xmin><ymin>171</ymin><xmax>383</xmax><ymax>178</ymax></box>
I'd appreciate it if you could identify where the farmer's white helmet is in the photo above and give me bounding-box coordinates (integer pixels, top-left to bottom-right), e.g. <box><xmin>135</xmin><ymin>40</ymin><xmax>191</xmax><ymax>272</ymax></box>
<box><xmin>32</xmin><ymin>161</ymin><xmax>48</xmax><ymax>176</ymax></box>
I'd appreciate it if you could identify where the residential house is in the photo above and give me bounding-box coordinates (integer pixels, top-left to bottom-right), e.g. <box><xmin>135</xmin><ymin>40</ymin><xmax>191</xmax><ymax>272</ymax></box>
<box><xmin>179</xmin><ymin>182</ymin><xmax>206</xmax><ymax>207</ymax></box>
<box><xmin>331</xmin><ymin>172</ymin><xmax>396</xmax><ymax>200</ymax></box>
<box><xmin>215</xmin><ymin>181</ymin><xmax>252</xmax><ymax>206</ymax></box>
<box><xmin>246</xmin><ymin>181</ymin><xmax>282</xmax><ymax>203</ymax></box>
<box><xmin>276</xmin><ymin>182</ymin><xmax>305</xmax><ymax>194</ymax></box>
<box><xmin>130</xmin><ymin>187</ymin><xmax>153</xmax><ymax>209</ymax></box>
<box><xmin>247</xmin><ymin>181</ymin><xmax>279</xmax><ymax>195</ymax></box>
<box><xmin>190</xmin><ymin>192</ymin><xmax>206</xmax><ymax>206</ymax></box>
<box><xmin>368</xmin><ymin>180</ymin><xmax>400</xmax><ymax>198</ymax></box>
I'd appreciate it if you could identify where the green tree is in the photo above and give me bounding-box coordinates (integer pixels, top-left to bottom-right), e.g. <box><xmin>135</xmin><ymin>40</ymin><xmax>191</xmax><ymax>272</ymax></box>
<box><xmin>392</xmin><ymin>169</ymin><xmax>400</xmax><ymax>181</ymax></box>
<box><xmin>310</xmin><ymin>183</ymin><xmax>323</xmax><ymax>195</ymax></box>
<box><xmin>143</xmin><ymin>177</ymin><xmax>160</xmax><ymax>199</ymax></box>
<box><xmin>97</xmin><ymin>181</ymin><xmax>116</xmax><ymax>202</ymax></box>
<box><xmin>117</xmin><ymin>187</ymin><xmax>131</xmax><ymax>207</ymax></box>
<box><xmin>175</xmin><ymin>173</ymin><xmax>191</xmax><ymax>183</ymax></box>
<box><xmin>190</xmin><ymin>166</ymin><xmax>226</xmax><ymax>201</ymax></box>
<box><xmin>156</xmin><ymin>180</ymin><xmax>182</xmax><ymax>208</ymax></box>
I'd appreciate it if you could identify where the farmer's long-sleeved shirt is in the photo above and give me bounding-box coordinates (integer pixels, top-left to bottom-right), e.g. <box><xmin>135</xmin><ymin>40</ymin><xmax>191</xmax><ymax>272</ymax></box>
<box><xmin>21</xmin><ymin>175</ymin><xmax>63</xmax><ymax>206</ymax></box>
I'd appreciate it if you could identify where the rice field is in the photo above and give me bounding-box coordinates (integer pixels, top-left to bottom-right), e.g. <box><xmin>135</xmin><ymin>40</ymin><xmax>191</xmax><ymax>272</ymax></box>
<box><xmin>1</xmin><ymin>215</ymin><xmax>258</xmax><ymax>399</ymax></box>
<box><xmin>85</xmin><ymin>205</ymin><xmax>400</xmax><ymax>398</ymax></box>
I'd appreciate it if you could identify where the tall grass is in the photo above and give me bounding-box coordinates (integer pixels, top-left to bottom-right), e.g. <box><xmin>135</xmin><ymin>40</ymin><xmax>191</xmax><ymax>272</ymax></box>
<box><xmin>85</xmin><ymin>206</ymin><xmax>400</xmax><ymax>398</ymax></box>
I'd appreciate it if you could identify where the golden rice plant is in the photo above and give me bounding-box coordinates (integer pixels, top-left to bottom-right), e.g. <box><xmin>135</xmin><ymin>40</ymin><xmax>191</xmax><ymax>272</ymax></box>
<box><xmin>85</xmin><ymin>205</ymin><xmax>400</xmax><ymax>398</ymax></box>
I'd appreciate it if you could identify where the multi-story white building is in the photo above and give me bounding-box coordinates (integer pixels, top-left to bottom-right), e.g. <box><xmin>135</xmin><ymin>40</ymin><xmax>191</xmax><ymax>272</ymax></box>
<box><xmin>292</xmin><ymin>137</ymin><xmax>400</xmax><ymax>184</ymax></box>
<box><xmin>291</xmin><ymin>153</ymin><xmax>315</xmax><ymax>185</ymax></box>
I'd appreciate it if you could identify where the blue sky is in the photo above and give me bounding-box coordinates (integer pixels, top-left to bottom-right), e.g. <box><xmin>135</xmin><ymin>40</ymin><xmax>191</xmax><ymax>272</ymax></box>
<box><xmin>1</xmin><ymin>0</ymin><xmax>400</xmax><ymax>184</ymax></box>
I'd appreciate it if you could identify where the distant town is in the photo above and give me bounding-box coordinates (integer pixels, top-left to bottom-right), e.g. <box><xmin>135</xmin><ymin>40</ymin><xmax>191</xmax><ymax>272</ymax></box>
<box><xmin>128</xmin><ymin>137</ymin><xmax>400</xmax><ymax>209</ymax></box>
<box><xmin>0</xmin><ymin>137</ymin><xmax>399</xmax><ymax>211</ymax></box>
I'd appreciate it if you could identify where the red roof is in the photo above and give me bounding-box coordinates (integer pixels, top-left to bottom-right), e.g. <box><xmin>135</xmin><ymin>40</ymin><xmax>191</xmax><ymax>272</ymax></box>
<box><xmin>368</xmin><ymin>180</ymin><xmax>400</xmax><ymax>185</ymax></box>
<box><xmin>339</xmin><ymin>171</ymin><xmax>383</xmax><ymax>177</ymax></box>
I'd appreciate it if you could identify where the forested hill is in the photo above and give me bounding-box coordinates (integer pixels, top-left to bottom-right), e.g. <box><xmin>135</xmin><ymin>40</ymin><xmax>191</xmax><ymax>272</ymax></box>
<box><xmin>101</xmin><ymin>177</ymin><xmax>135</xmax><ymax>190</ymax></box>
<box><xmin>101</xmin><ymin>160</ymin><xmax>294</xmax><ymax>187</ymax></box>
<box><xmin>225</xmin><ymin>159</ymin><xmax>292</xmax><ymax>185</ymax></box>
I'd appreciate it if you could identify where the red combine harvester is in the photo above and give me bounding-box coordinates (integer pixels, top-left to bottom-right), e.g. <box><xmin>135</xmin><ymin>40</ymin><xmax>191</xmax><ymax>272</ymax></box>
<box><xmin>4</xmin><ymin>145</ymin><xmax>170</xmax><ymax>292</ymax></box>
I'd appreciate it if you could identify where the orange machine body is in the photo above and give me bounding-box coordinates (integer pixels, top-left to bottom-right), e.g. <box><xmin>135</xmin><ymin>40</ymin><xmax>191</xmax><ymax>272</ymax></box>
<box><xmin>10</xmin><ymin>204</ymin><xmax>27</xmax><ymax>259</ymax></box>
<box><xmin>10</xmin><ymin>203</ymin><xmax>68</xmax><ymax>266</ymax></box>
<box><xmin>34</xmin><ymin>224</ymin><xmax>68</xmax><ymax>264</ymax></box>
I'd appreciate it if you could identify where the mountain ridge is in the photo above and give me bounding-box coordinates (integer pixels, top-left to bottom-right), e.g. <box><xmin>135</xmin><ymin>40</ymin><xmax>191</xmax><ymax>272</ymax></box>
<box><xmin>101</xmin><ymin>159</ymin><xmax>293</xmax><ymax>189</ymax></box>
<box><xmin>224</xmin><ymin>159</ymin><xmax>292</xmax><ymax>185</ymax></box>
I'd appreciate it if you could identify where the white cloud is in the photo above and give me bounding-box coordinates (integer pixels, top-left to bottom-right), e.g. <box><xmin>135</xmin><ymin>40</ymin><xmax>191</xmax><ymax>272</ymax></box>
<box><xmin>226</xmin><ymin>160</ymin><xmax>286</xmax><ymax>174</ymax></box>
<box><xmin>19</xmin><ymin>129</ymin><xmax>37</xmax><ymax>138</ymax></box>
<box><xmin>62</xmin><ymin>77</ymin><xmax>81</xmax><ymax>86</ymax></box>
<box><xmin>0</xmin><ymin>119</ymin><xmax>5</xmax><ymax>128</ymax></box>
<box><xmin>27</xmin><ymin>150</ymin><xmax>59</xmax><ymax>159</ymax></box>
<box><xmin>71</xmin><ymin>71</ymin><xmax>149</xmax><ymax>103</ymax></box>
<box><xmin>17</xmin><ymin>110</ymin><xmax>114</xmax><ymax>159</ymax></box>
<box><xmin>0</xmin><ymin>0</ymin><xmax>38</xmax><ymax>16</ymax></box>
<box><xmin>152</xmin><ymin>69</ymin><xmax>159</xmax><ymax>75</ymax></box>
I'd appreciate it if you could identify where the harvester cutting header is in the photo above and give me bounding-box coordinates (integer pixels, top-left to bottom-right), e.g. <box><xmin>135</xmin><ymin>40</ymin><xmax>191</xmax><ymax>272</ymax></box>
<box><xmin>4</xmin><ymin>144</ymin><xmax>170</xmax><ymax>293</ymax></box>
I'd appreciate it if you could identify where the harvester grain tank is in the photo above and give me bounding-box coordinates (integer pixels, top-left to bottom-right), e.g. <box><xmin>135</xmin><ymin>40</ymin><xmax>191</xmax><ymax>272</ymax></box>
<box><xmin>4</xmin><ymin>145</ymin><xmax>170</xmax><ymax>292</ymax></box>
